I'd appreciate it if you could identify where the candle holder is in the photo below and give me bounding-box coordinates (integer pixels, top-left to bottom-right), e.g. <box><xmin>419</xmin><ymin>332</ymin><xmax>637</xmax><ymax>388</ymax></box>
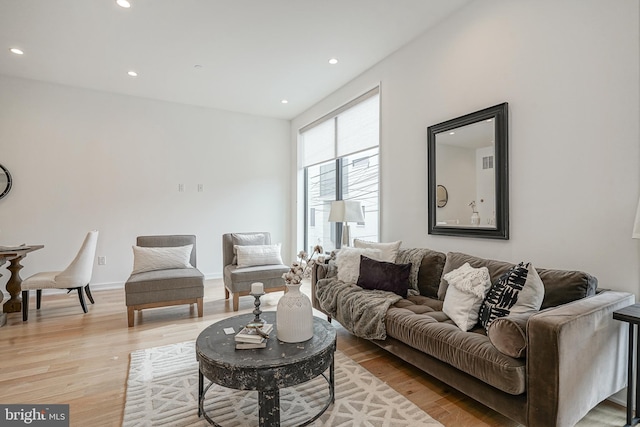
<box><xmin>250</xmin><ymin>292</ymin><xmax>266</xmax><ymax>325</ymax></box>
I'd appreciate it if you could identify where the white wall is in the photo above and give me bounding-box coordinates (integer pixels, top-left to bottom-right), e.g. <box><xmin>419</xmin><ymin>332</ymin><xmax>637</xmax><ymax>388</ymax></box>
<box><xmin>291</xmin><ymin>0</ymin><xmax>640</xmax><ymax>297</ymax></box>
<box><xmin>436</xmin><ymin>144</ymin><xmax>476</xmax><ymax>225</ymax></box>
<box><xmin>0</xmin><ymin>75</ymin><xmax>291</xmax><ymax>287</ymax></box>
<box><xmin>475</xmin><ymin>145</ymin><xmax>495</xmax><ymax>226</ymax></box>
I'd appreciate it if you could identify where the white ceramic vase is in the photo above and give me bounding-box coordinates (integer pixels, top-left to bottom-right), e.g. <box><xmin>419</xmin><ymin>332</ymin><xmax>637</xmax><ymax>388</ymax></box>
<box><xmin>471</xmin><ymin>212</ymin><xmax>480</xmax><ymax>226</ymax></box>
<box><xmin>276</xmin><ymin>283</ymin><xmax>314</xmax><ymax>343</ymax></box>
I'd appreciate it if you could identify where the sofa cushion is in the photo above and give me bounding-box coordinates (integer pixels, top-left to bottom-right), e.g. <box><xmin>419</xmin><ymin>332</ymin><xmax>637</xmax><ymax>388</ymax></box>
<box><xmin>487</xmin><ymin>312</ymin><xmax>530</xmax><ymax>358</ymax></box>
<box><xmin>353</xmin><ymin>239</ymin><xmax>402</xmax><ymax>262</ymax></box>
<box><xmin>125</xmin><ymin>267</ymin><xmax>204</xmax><ymax>305</ymax></box>
<box><xmin>356</xmin><ymin>255</ymin><xmax>411</xmax><ymax>298</ymax></box>
<box><xmin>438</xmin><ymin>252</ymin><xmax>597</xmax><ymax>309</ymax></box>
<box><xmin>535</xmin><ymin>268</ymin><xmax>597</xmax><ymax>308</ymax></box>
<box><xmin>416</xmin><ymin>250</ymin><xmax>446</xmax><ymax>298</ymax></box>
<box><xmin>479</xmin><ymin>262</ymin><xmax>544</xmax><ymax>329</ymax></box>
<box><xmin>397</xmin><ymin>248</ymin><xmax>446</xmax><ymax>296</ymax></box>
<box><xmin>224</xmin><ymin>263</ymin><xmax>289</xmax><ymax>283</ymax></box>
<box><xmin>386</xmin><ymin>297</ymin><xmax>526</xmax><ymax>395</ymax></box>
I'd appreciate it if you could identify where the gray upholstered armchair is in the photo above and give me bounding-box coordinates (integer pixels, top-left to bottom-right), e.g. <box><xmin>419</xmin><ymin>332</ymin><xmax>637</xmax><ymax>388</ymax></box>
<box><xmin>125</xmin><ymin>235</ymin><xmax>204</xmax><ymax>327</ymax></box>
<box><xmin>222</xmin><ymin>232</ymin><xmax>289</xmax><ymax>311</ymax></box>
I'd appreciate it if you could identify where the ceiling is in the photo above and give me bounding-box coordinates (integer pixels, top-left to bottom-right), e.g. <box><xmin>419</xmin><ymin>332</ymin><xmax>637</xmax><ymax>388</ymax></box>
<box><xmin>0</xmin><ymin>0</ymin><xmax>472</xmax><ymax>120</ymax></box>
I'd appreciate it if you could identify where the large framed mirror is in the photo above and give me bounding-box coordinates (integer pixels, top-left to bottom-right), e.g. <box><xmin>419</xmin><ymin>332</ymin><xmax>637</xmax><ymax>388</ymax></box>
<box><xmin>427</xmin><ymin>103</ymin><xmax>509</xmax><ymax>239</ymax></box>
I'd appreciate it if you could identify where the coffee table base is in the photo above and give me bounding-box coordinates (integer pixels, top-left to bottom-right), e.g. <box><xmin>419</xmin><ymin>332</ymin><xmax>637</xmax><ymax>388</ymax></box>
<box><xmin>198</xmin><ymin>364</ymin><xmax>335</xmax><ymax>427</ymax></box>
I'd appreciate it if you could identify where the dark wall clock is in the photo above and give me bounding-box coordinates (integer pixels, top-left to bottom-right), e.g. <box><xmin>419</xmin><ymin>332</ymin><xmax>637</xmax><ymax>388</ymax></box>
<box><xmin>0</xmin><ymin>164</ymin><xmax>12</xmax><ymax>200</ymax></box>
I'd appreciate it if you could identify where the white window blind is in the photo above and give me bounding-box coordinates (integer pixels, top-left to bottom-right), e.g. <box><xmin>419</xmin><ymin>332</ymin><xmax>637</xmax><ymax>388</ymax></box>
<box><xmin>301</xmin><ymin>119</ymin><xmax>334</xmax><ymax>167</ymax></box>
<box><xmin>337</xmin><ymin>95</ymin><xmax>379</xmax><ymax>158</ymax></box>
<box><xmin>301</xmin><ymin>87</ymin><xmax>379</xmax><ymax>167</ymax></box>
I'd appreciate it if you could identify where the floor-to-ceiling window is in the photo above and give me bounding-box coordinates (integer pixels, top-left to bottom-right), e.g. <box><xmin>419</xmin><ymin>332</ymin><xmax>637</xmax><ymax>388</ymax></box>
<box><xmin>300</xmin><ymin>88</ymin><xmax>380</xmax><ymax>253</ymax></box>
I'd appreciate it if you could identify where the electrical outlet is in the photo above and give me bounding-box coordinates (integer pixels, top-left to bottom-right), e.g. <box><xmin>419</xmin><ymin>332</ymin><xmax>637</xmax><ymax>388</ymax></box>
<box><xmin>98</xmin><ymin>256</ymin><xmax>106</xmax><ymax>265</ymax></box>
<box><xmin>197</xmin><ymin>184</ymin><xmax>203</xmax><ymax>192</ymax></box>
<box><xmin>178</xmin><ymin>184</ymin><xmax>184</xmax><ymax>192</ymax></box>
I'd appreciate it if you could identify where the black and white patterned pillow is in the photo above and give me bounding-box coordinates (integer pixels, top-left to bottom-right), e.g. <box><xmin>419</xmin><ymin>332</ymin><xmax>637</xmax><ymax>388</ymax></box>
<box><xmin>479</xmin><ymin>262</ymin><xmax>544</xmax><ymax>330</ymax></box>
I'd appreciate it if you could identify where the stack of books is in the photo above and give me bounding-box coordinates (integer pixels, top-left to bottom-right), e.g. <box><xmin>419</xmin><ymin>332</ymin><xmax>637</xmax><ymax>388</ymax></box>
<box><xmin>234</xmin><ymin>323</ymin><xmax>273</xmax><ymax>349</ymax></box>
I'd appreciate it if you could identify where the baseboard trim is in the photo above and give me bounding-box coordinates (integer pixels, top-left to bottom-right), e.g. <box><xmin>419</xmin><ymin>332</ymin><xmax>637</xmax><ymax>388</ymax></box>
<box><xmin>608</xmin><ymin>393</ymin><xmax>626</xmax><ymax>407</ymax></box>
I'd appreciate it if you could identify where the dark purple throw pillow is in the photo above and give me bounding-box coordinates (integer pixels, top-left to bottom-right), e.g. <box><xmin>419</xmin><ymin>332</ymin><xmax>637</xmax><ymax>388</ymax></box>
<box><xmin>356</xmin><ymin>255</ymin><xmax>412</xmax><ymax>298</ymax></box>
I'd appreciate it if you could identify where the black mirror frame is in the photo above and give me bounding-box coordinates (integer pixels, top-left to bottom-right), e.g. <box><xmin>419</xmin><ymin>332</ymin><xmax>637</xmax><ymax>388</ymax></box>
<box><xmin>427</xmin><ymin>102</ymin><xmax>509</xmax><ymax>239</ymax></box>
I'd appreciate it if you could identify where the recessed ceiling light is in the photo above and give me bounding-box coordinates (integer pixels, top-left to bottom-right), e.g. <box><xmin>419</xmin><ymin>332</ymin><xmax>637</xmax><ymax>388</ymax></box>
<box><xmin>328</xmin><ymin>58</ymin><xmax>338</xmax><ymax>65</ymax></box>
<box><xmin>127</xmin><ymin>70</ymin><xmax>138</xmax><ymax>77</ymax></box>
<box><xmin>116</xmin><ymin>0</ymin><xmax>131</xmax><ymax>8</ymax></box>
<box><xmin>9</xmin><ymin>48</ymin><xmax>24</xmax><ymax>55</ymax></box>
<box><xmin>281</xmin><ymin>99</ymin><xmax>289</xmax><ymax>104</ymax></box>
<box><xmin>449</xmin><ymin>131</ymin><xmax>455</xmax><ymax>135</ymax></box>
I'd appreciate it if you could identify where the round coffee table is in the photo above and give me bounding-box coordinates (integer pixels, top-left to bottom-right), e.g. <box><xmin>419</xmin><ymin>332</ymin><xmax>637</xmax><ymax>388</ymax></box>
<box><xmin>196</xmin><ymin>312</ymin><xmax>336</xmax><ymax>426</ymax></box>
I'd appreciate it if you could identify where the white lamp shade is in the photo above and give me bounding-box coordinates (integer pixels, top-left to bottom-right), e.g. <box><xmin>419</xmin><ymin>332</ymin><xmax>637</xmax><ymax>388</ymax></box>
<box><xmin>328</xmin><ymin>200</ymin><xmax>365</xmax><ymax>223</ymax></box>
<box><xmin>633</xmin><ymin>198</ymin><xmax>640</xmax><ymax>239</ymax></box>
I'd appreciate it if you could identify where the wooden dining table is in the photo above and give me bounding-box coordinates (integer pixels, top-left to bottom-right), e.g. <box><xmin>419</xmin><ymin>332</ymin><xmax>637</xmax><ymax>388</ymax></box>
<box><xmin>0</xmin><ymin>245</ymin><xmax>45</xmax><ymax>319</ymax></box>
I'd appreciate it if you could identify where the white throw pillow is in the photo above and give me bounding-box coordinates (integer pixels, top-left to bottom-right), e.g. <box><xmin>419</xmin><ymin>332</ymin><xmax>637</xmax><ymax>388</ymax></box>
<box><xmin>231</xmin><ymin>233</ymin><xmax>268</xmax><ymax>264</ymax></box>
<box><xmin>235</xmin><ymin>244</ymin><xmax>283</xmax><ymax>268</ymax></box>
<box><xmin>442</xmin><ymin>263</ymin><xmax>492</xmax><ymax>331</ymax></box>
<box><xmin>132</xmin><ymin>244</ymin><xmax>193</xmax><ymax>274</ymax></box>
<box><xmin>353</xmin><ymin>239</ymin><xmax>402</xmax><ymax>263</ymax></box>
<box><xmin>335</xmin><ymin>247</ymin><xmax>383</xmax><ymax>284</ymax></box>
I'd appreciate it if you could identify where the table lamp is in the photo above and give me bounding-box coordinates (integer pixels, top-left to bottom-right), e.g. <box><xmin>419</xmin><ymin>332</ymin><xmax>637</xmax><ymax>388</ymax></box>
<box><xmin>328</xmin><ymin>200</ymin><xmax>365</xmax><ymax>248</ymax></box>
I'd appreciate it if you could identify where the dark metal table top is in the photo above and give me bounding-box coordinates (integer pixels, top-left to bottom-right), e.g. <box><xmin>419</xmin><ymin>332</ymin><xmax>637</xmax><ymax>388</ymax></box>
<box><xmin>196</xmin><ymin>312</ymin><xmax>336</xmax><ymax>391</ymax></box>
<box><xmin>614</xmin><ymin>303</ymin><xmax>640</xmax><ymax>325</ymax></box>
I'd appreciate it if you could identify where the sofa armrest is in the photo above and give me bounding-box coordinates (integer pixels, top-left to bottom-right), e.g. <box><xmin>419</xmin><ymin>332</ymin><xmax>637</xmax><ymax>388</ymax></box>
<box><xmin>527</xmin><ymin>290</ymin><xmax>634</xmax><ymax>427</ymax></box>
<box><xmin>311</xmin><ymin>262</ymin><xmax>330</xmax><ymax>316</ymax></box>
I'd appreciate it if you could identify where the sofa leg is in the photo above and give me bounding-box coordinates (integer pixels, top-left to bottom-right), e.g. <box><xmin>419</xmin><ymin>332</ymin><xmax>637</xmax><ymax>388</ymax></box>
<box><xmin>327</xmin><ymin>315</ymin><xmax>332</xmax><ymax>323</ymax></box>
<box><xmin>225</xmin><ymin>287</ymin><xmax>229</xmax><ymax>300</ymax></box>
<box><xmin>233</xmin><ymin>294</ymin><xmax>239</xmax><ymax>311</ymax></box>
<box><xmin>127</xmin><ymin>307</ymin><xmax>134</xmax><ymax>327</ymax></box>
<box><xmin>197</xmin><ymin>297</ymin><xmax>203</xmax><ymax>317</ymax></box>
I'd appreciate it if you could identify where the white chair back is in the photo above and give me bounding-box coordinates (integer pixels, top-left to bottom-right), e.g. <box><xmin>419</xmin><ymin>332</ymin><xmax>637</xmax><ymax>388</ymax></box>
<box><xmin>55</xmin><ymin>230</ymin><xmax>99</xmax><ymax>287</ymax></box>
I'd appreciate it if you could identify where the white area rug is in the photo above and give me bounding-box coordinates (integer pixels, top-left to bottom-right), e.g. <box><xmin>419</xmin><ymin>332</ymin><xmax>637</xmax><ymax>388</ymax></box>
<box><xmin>123</xmin><ymin>341</ymin><xmax>443</xmax><ymax>427</ymax></box>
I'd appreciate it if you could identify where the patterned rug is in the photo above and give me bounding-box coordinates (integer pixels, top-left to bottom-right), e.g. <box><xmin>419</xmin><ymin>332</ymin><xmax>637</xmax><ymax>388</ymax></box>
<box><xmin>123</xmin><ymin>341</ymin><xmax>443</xmax><ymax>427</ymax></box>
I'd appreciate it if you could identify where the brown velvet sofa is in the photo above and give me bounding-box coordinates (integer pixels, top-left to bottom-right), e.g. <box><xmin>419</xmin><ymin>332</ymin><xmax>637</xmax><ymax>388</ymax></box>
<box><xmin>311</xmin><ymin>249</ymin><xmax>634</xmax><ymax>427</ymax></box>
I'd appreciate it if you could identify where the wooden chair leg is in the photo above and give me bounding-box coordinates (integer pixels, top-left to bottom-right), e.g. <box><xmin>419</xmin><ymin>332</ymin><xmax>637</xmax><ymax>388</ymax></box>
<box><xmin>127</xmin><ymin>307</ymin><xmax>134</xmax><ymax>327</ymax></box>
<box><xmin>76</xmin><ymin>287</ymin><xmax>88</xmax><ymax>313</ymax></box>
<box><xmin>233</xmin><ymin>293</ymin><xmax>239</xmax><ymax>311</ymax></box>
<box><xmin>84</xmin><ymin>284</ymin><xmax>95</xmax><ymax>304</ymax></box>
<box><xmin>36</xmin><ymin>289</ymin><xmax>42</xmax><ymax>309</ymax></box>
<box><xmin>22</xmin><ymin>290</ymin><xmax>29</xmax><ymax>321</ymax></box>
<box><xmin>197</xmin><ymin>297</ymin><xmax>203</xmax><ymax>317</ymax></box>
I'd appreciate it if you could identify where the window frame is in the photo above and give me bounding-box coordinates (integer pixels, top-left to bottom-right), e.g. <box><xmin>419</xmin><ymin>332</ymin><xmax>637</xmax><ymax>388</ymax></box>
<box><xmin>301</xmin><ymin>87</ymin><xmax>380</xmax><ymax>252</ymax></box>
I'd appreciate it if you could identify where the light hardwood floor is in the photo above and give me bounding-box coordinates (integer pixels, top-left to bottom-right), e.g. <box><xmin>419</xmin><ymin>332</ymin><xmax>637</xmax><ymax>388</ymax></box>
<box><xmin>0</xmin><ymin>279</ymin><xmax>625</xmax><ymax>426</ymax></box>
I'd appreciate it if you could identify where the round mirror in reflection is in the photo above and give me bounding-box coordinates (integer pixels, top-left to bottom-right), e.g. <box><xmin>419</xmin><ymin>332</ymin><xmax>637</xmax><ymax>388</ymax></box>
<box><xmin>0</xmin><ymin>164</ymin><xmax>12</xmax><ymax>200</ymax></box>
<box><xmin>436</xmin><ymin>185</ymin><xmax>448</xmax><ymax>208</ymax></box>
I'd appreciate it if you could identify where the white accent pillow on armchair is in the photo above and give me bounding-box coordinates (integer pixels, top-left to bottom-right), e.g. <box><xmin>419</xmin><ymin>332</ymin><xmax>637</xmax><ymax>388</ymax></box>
<box><xmin>235</xmin><ymin>244</ymin><xmax>283</xmax><ymax>268</ymax></box>
<box><xmin>132</xmin><ymin>244</ymin><xmax>193</xmax><ymax>274</ymax></box>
